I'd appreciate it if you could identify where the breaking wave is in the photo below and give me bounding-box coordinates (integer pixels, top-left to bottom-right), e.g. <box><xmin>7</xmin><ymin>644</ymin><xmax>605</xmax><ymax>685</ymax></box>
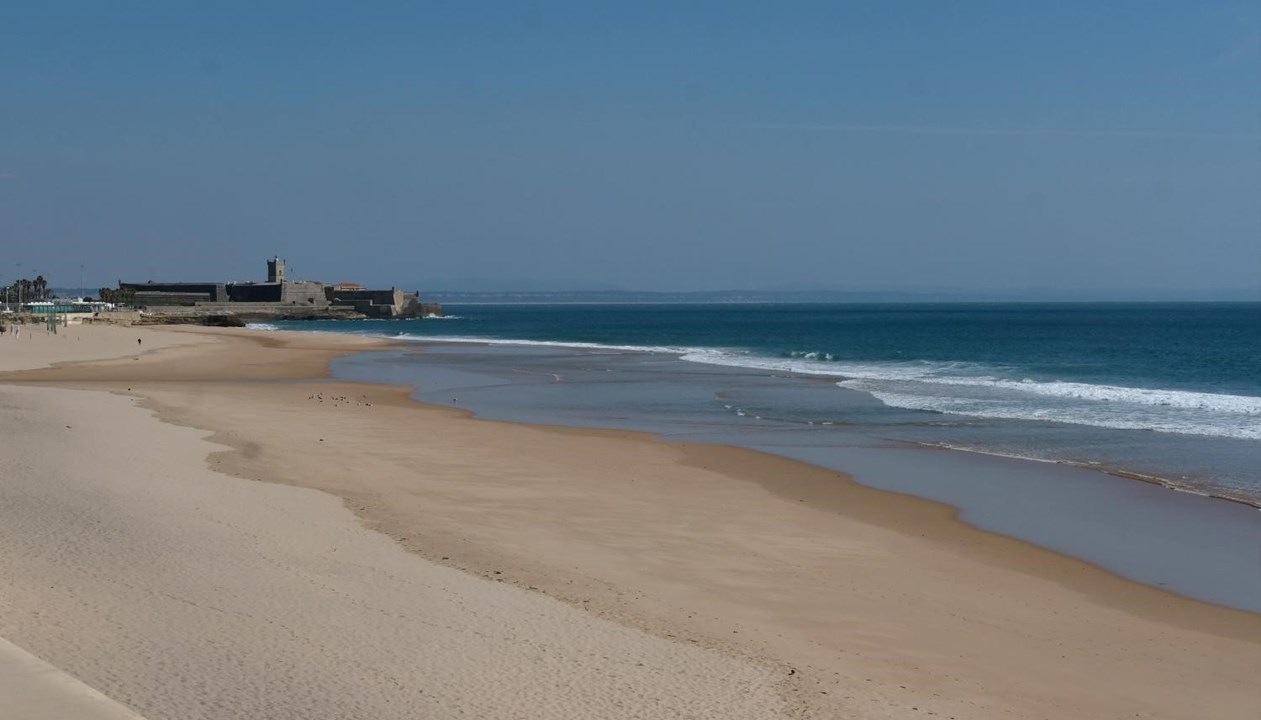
<box><xmin>843</xmin><ymin>381</ymin><xmax>1261</xmax><ymax>441</ymax></box>
<box><xmin>379</xmin><ymin>335</ymin><xmax>1261</xmax><ymax>440</ymax></box>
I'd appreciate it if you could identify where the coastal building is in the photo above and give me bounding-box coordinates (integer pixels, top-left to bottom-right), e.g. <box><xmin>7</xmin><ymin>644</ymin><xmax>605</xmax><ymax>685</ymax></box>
<box><xmin>20</xmin><ymin>299</ymin><xmax>115</xmax><ymax>314</ymax></box>
<box><xmin>117</xmin><ymin>258</ymin><xmax>439</xmax><ymax>319</ymax></box>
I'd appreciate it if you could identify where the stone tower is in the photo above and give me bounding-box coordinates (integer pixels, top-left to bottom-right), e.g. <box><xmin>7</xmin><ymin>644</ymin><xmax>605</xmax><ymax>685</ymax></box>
<box><xmin>267</xmin><ymin>256</ymin><xmax>286</xmax><ymax>284</ymax></box>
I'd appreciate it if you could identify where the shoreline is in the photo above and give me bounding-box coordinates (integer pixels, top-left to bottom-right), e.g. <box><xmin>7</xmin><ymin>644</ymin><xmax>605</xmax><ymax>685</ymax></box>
<box><xmin>327</xmin><ymin>336</ymin><xmax>1261</xmax><ymax>611</ymax></box>
<box><xmin>317</xmin><ymin>327</ymin><xmax>1261</xmax><ymax>508</ymax></box>
<box><xmin>424</xmin><ymin>401</ymin><xmax>1261</xmax><ymax>622</ymax></box>
<box><xmin>3</xmin><ymin>325</ymin><xmax>1259</xmax><ymax>718</ymax></box>
<box><xmin>917</xmin><ymin>440</ymin><xmax>1261</xmax><ymax>510</ymax></box>
<box><xmin>9</xmin><ymin>326</ymin><xmax>1258</xmax><ymax>619</ymax></box>
<box><xmin>1103</xmin><ymin>467</ymin><xmax>1261</xmax><ymax>510</ymax></box>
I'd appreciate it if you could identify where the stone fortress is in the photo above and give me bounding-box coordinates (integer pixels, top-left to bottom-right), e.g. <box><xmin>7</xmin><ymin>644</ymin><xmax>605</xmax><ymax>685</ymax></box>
<box><xmin>118</xmin><ymin>258</ymin><xmax>442</xmax><ymax>321</ymax></box>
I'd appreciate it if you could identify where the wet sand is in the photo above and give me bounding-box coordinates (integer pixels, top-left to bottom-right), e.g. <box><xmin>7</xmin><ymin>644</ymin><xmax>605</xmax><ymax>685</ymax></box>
<box><xmin>2</xmin><ymin>325</ymin><xmax>1258</xmax><ymax>719</ymax></box>
<box><xmin>332</xmin><ymin>343</ymin><xmax>1261</xmax><ymax>611</ymax></box>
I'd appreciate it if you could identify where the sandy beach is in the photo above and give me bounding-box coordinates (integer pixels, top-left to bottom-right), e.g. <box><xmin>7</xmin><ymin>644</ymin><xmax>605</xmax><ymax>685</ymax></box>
<box><xmin>1</xmin><ymin>324</ymin><xmax>1258</xmax><ymax>719</ymax></box>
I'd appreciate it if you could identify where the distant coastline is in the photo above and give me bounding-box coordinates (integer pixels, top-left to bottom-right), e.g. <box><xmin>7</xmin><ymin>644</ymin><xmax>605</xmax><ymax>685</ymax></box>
<box><xmin>422</xmin><ymin>289</ymin><xmax>1261</xmax><ymax>304</ymax></box>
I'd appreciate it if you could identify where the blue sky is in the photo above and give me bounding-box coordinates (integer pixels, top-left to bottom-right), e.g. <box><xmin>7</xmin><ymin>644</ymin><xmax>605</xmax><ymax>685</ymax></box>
<box><xmin>3</xmin><ymin>2</ymin><xmax>1259</xmax><ymax>294</ymax></box>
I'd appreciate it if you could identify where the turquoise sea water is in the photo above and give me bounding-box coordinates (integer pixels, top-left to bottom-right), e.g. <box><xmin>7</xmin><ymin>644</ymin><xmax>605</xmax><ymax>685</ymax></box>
<box><xmin>271</xmin><ymin>302</ymin><xmax>1261</xmax><ymax>505</ymax></box>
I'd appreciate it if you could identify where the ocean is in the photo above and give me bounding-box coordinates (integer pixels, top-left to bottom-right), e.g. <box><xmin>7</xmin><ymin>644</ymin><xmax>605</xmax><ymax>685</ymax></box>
<box><xmin>265</xmin><ymin>302</ymin><xmax>1261</xmax><ymax>610</ymax></box>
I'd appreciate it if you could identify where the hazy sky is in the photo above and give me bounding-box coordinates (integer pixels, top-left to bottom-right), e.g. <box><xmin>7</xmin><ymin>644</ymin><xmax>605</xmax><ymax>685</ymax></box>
<box><xmin>3</xmin><ymin>2</ymin><xmax>1259</xmax><ymax>294</ymax></box>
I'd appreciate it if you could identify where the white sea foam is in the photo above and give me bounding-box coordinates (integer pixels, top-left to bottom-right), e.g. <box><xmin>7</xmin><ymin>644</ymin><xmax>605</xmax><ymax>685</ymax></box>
<box><xmin>385</xmin><ymin>334</ymin><xmax>1261</xmax><ymax>440</ymax></box>
<box><xmin>879</xmin><ymin>376</ymin><xmax>1261</xmax><ymax>415</ymax></box>
<box><xmin>680</xmin><ymin>348</ymin><xmax>996</xmax><ymax>382</ymax></box>
<box><xmin>841</xmin><ymin>381</ymin><xmax>1261</xmax><ymax>440</ymax></box>
<box><xmin>679</xmin><ymin>347</ymin><xmax>853</xmax><ymax>376</ymax></box>
<box><xmin>394</xmin><ymin>335</ymin><xmax>693</xmax><ymax>355</ymax></box>
<box><xmin>682</xmin><ymin>349</ymin><xmax>1261</xmax><ymax>439</ymax></box>
<box><xmin>245</xmin><ymin>323</ymin><xmax>279</xmax><ymax>331</ymax></box>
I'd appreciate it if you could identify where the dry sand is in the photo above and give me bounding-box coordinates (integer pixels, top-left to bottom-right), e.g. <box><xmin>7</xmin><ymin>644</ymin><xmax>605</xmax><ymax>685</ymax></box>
<box><xmin>0</xmin><ymin>383</ymin><xmax>785</xmax><ymax>719</ymax></box>
<box><xmin>0</xmin><ymin>636</ymin><xmax>145</xmax><ymax>720</ymax></box>
<box><xmin>0</xmin><ymin>323</ymin><xmax>196</xmax><ymax>373</ymax></box>
<box><xmin>2</xmin><ymin>325</ymin><xmax>1259</xmax><ymax>719</ymax></box>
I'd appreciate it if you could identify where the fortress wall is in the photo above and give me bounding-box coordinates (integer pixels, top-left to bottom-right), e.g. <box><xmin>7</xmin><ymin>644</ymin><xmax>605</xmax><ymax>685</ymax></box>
<box><xmin>226</xmin><ymin>284</ymin><xmax>283</xmax><ymax>303</ymax></box>
<box><xmin>120</xmin><ymin>283</ymin><xmax>227</xmax><ymax>305</ymax></box>
<box><xmin>279</xmin><ymin>282</ymin><xmax>329</xmax><ymax>306</ymax></box>
<box><xmin>133</xmin><ymin>292</ymin><xmax>216</xmax><ymax>306</ymax></box>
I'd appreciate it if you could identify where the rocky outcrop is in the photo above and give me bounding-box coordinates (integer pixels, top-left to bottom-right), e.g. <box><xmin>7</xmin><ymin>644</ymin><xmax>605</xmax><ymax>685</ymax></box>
<box><xmin>132</xmin><ymin>313</ymin><xmax>248</xmax><ymax>327</ymax></box>
<box><xmin>134</xmin><ymin>305</ymin><xmax>365</xmax><ymax>324</ymax></box>
<box><xmin>413</xmin><ymin>302</ymin><xmax>445</xmax><ymax>318</ymax></box>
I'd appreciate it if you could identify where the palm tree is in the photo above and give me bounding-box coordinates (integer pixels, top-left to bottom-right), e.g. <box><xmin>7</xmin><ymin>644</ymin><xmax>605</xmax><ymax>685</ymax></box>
<box><xmin>34</xmin><ymin>275</ymin><xmax>47</xmax><ymax>300</ymax></box>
